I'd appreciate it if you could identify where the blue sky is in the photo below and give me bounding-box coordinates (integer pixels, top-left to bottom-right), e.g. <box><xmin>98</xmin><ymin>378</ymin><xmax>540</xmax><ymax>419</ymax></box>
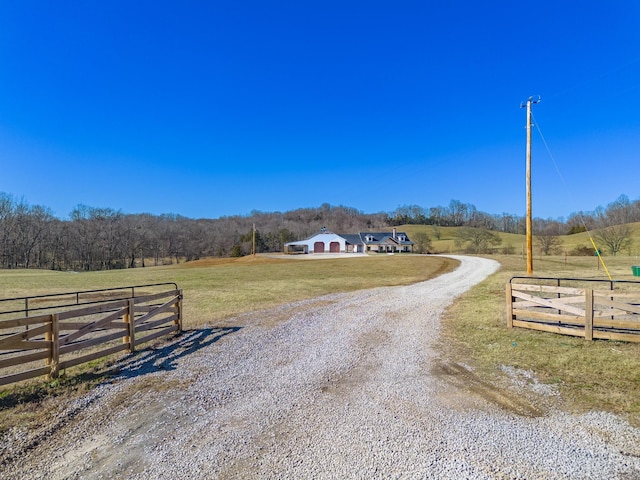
<box><xmin>1</xmin><ymin>1</ymin><xmax>639</xmax><ymax>220</ymax></box>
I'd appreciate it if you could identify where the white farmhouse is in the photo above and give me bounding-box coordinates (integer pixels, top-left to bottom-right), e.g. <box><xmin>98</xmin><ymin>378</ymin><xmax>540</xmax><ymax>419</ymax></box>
<box><xmin>284</xmin><ymin>227</ymin><xmax>413</xmax><ymax>254</ymax></box>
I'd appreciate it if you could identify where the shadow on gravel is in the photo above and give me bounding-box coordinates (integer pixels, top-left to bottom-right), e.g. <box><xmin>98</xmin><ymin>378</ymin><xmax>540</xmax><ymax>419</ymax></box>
<box><xmin>0</xmin><ymin>327</ymin><xmax>241</xmax><ymax>411</ymax></box>
<box><xmin>0</xmin><ymin>327</ymin><xmax>242</xmax><ymax>470</ymax></box>
<box><xmin>115</xmin><ymin>326</ymin><xmax>242</xmax><ymax>379</ymax></box>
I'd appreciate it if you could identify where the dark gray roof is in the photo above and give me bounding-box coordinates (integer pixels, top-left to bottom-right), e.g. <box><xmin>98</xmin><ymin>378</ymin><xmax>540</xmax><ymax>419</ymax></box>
<box><xmin>340</xmin><ymin>234</ymin><xmax>364</xmax><ymax>245</ymax></box>
<box><xmin>357</xmin><ymin>231</ymin><xmax>414</xmax><ymax>245</ymax></box>
<box><xmin>286</xmin><ymin>230</ymin><xmax>413</xmax><ymax>246</ymax></box>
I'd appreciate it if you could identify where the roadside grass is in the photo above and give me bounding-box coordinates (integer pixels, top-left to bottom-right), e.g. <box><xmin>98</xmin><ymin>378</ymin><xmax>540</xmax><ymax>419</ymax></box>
<box><xmin>0</xmin><ymin>356</ymin><xmax>121</xmax><ymax>432</ymax></box>
<box><xmin>442</xmin><ymin>253</ymin><xmax>640</xmax><ymax>426</ymax></box>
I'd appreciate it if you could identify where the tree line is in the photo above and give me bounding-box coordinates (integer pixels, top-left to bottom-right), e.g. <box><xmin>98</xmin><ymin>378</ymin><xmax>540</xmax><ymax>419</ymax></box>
<box><xmin>0</xmin><ymin>195</ymin><xmax>388</xmax><ymax>270</ymax></box>
<box><xmin>1</xmin><ymin>192</ymin><xmax>638</xmax><ymax>270</ymax></box>
<box><xmin>388</xmin><ymin>196</ymin><xmax>640</xmax><ymax>234</ymax></box>
<box><xmin>393</xmin><ymin>196</ymin><xmax>639</xmax><ymax>256</ymax></box>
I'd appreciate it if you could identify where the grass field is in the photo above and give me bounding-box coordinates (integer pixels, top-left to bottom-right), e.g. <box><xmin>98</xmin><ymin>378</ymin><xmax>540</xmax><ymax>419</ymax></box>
<box><xmin>0</xmin><ymin>254</ymin><xmax>458</xmax><ymax>329</ymax></box>
<box><xmin>441</xmin><ymin>253</ymin><xmax>640</xmax><ymax>426</ymax></box>
<box><xmin>1</xmin><ymin>244</ymin><xmax>639</xmax><ymax>430</ymax></box>
<box><xmin>405</xmin><ymin>221</ymin><xmax>640</xmax><ymax>427</ymax></box>
<box><xmin>0</xmin><ymin>254</ymin><xmax>458</xmax><ymax>431</ymax></box>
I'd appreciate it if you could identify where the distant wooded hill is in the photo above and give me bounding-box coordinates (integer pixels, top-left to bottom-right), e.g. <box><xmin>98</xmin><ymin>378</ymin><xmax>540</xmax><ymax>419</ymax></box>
<box><xmin>1</xmin><ymin>193</ymin><xmax>638</xmax><ymax>270</ymax></box>
<box><xmin>401</xmin><ymin>223</ymin><xmax>640</xmax><ymax>256</ymax></box>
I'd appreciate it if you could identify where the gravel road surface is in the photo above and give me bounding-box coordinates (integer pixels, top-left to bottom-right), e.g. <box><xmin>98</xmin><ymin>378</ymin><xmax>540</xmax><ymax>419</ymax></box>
<box><xmin>2</xmin><ymin>256</ymin><xmax>640</xmax><ymax>479</ymax></box>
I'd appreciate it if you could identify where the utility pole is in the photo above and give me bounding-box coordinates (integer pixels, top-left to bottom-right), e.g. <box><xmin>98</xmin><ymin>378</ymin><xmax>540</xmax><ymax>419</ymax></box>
<box><xmin>521</xmin><ymin>96</ymin><xmax>540</xmax><ymax>275</ymax></box>
<box><xmin>252</xmin><ymin>223</ymin><xmax>256</xmax><ymax>257</ymax></box>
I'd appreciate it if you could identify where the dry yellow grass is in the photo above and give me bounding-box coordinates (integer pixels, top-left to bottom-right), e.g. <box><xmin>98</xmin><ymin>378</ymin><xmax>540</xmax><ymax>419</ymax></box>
<box><xmin>442</xmin><ymin>253</ymin><xmax>640</xmax><ymax>426</ymax></box>
<box><xmin>2</xmin><ymin>248</ymin><xmax>640</xmax><ymax>429</ymax></box>
<box><xmin>0</xmin><ymin>254</ymin><xmax>457</xmax><ymax>431</ymax></box>
<box><xmin>0</xmin><ymin>254</ymin><xmax>458</xmax><ymax>329</ymax></box>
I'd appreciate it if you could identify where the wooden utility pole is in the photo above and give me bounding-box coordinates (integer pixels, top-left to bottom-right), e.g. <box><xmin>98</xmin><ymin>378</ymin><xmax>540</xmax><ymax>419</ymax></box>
<box><xmin>252</xmin><ymin>223</ymin><xmax>256</xmax><ymax>256</ymax></box>
<box><xmin>522</xmin><ymin>96</ymin><xmax>540</xmax><ymax>275</ymax></box>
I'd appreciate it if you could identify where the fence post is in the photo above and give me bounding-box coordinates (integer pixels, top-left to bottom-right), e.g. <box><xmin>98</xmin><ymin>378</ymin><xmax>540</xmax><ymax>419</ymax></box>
<box><xmin>123</xmin><ymin>299</ymin><xmax>136</xmax><ymax>353</ymax></box>
<box><xmin>585</xmin><ymin>289</ymin><xmax>594</xmax><ymax>341</ymax></box>
<box><xmin>506</xmin><ymin>283</ymin><xmax>514</xmax><ymax>328</ymax></box>
<box><xmin>176</xmin><ymin>289</ymin><xmax>183</xmax><ymax>332</ymax></box>
<box><xmin>45</xmin><ymin>313</ymin><xmax>60</xmax><ymax>379</ymax></box>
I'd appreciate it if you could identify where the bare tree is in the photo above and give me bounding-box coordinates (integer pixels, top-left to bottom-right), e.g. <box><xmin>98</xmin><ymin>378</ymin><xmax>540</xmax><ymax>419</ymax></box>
<box><xmin>499</xmin><ymin>213</ymin><xmax>521</xmax><ymax>234</ymax></box>
<box><xmin>0</xmin><ymin>193</ymin><xmax>17</xmax><ymax>268</ymax></box>
<box><xmin>13</xmin><ymin>203</ymin><xmax>54</xmax><ymax>268</ymax></box>
<box><xmin>594</xmin><ymin>224</ymin><xmax>633</xmax><ymax>256</ymax></box>
<box><xmin>536</xmin><ymin>222</ymin><xmax>562</xmax><ymax>255</ymax></box>
<box><xmin>429</xmin><ymin>206</ymin><xmax>446</xmax><ymax>226</ymax></box>
<box><xmin>447</xmin><ymin>199</ymin><xmax>468</xmax><ymax>226</ymax></box>
<box><xmin>120</xmin><ymin>214</ymin><xmax>152</xmax><ymax>268</ymax></box>
<box><xmin>468</xmin><ymin>210</ymin><xmax>497</xmax><ymax>230</ymax></box>
<box><xmin>566</xmin><ymin>212</ymin><xmax>594</xmax><ymax>234</ymax></box>
<box><xmin>605</xmin><ymin>194</ymin><xmax>634</xmax><ymax>225</ymax></box>
<box><xmin>454</xmin><ymin>227</ymin><xmax>502</xmax><ymax>254</ymax></box>
<box><xmin>412</xmin><ymin>232</ymin><xmax>433</xmax><ymax>254</ymax></box>
<box><xmin>592</xmin><ymin>199</ymin><xmax>634</xmax><ymax>256</ymax></box>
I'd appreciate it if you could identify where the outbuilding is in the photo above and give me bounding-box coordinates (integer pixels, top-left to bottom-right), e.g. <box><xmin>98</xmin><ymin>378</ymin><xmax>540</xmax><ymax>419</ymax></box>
<box><xmin>284</xmin><ymin>227</ymin><xmax>413</xmax><ymax>254</ymax></box>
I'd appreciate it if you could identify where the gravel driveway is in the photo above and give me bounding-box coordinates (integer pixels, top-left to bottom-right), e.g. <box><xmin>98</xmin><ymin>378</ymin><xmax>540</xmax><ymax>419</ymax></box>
<box><xmin>3</xmin><ymin>256</ymin><xmax>640</xmax><ymax>479</ymax></box>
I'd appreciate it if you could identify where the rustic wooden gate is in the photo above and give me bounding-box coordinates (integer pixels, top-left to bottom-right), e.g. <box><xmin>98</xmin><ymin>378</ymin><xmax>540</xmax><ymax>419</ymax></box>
<box><xmin>507</xmin><ymin>276</ymin><xmax>640</xmax><ymax>342</ymax></box>
<box><xmin>0</xmin><ymin>283</ymin><xmax>182</xmax><ymax>386</ymax></box>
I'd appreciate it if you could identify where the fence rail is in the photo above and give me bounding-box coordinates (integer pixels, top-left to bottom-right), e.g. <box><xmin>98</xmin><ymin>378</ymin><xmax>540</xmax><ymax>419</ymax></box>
<box><xmin>507</xmin><ymin>276</ymin><xmax>640</xmax><ymax>342</ymax></box>
<box><xmin>0</xmin><ymin>284</ymin><xmax>182</xmax><ymax>386</ymax></box>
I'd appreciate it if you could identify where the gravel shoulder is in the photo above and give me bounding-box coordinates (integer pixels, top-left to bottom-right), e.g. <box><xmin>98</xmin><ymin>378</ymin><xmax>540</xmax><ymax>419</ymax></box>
<box><xmin>2</xmin><ymin>256</ymin><xmax>640</xmax><ymax>479</ymax></box>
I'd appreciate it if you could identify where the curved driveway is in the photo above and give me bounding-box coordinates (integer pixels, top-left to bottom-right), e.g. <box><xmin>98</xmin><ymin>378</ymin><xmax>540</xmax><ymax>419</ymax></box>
<box><xmin>3</xmin><ymin>256</ymin><xmax>639</xmax><ymax>479</ymax></box>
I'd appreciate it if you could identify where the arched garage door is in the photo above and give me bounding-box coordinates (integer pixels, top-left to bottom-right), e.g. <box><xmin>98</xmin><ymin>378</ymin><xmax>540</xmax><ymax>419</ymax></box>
<box><xmin>314</xmin><ymin>242</ymin><xmax>325</xmax><ymax>253</ymax></box>
<box><xmin>329</xmin><ymin>242</ymin><xmax>340</xmax><ymax>253</ymax></box>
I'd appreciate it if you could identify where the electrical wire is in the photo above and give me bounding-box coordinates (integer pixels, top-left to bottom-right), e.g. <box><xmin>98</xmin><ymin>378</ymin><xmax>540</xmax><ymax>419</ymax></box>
<box><xmin>531</xmin><ymin>112</ymin><xmax>613</xmax><ymax>280</ymax></box>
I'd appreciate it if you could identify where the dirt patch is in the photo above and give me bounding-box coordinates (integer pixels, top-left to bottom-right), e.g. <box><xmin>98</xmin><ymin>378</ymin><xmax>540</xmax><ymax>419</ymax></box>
<box><xmin>432</xmin><ymin>360</ymin><xmax>545</xmax><ymax>418</ymax></box>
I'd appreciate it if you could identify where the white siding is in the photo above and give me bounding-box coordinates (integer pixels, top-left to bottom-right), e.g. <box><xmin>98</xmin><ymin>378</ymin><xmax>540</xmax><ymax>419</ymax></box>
<box><xmin>289</xmin><ymin>233</ymin><xmax>347</xmax><ymax>253</ymax></box>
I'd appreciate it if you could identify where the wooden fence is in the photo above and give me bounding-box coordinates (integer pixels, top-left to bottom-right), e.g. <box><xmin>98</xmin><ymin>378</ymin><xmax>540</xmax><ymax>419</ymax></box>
<box><xmin>507</xmin><ymin>276</ymin><xmax>640</xmax><ymax>342</ymax></box>
<box><xmin>0</xmin><ymin>283</ymin><xmax>182</xmax><ymax>386</ymax></box>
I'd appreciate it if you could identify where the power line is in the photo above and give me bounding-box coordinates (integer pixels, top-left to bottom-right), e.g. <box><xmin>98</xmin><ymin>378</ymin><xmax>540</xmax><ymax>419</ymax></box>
<box><xmin>531</xmin><ymin>112</ymin><xmax>613</xmax><ymax>280</ymax></box>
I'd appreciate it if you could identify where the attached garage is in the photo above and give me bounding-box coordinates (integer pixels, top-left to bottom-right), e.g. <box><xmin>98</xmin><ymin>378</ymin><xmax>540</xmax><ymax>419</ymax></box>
<box><xmin>286</xmin><ymin>229</ymin><xmax>382</xmax><ymax>255</ymax></box>
<box><xmin>285</xmin><ymin>231</ymin><xmax>349</xmax><ymax>254</ymax></box>
<box><xmin>285</xmin><ymin>229</ymin><xmax>413</xmax><ymax>255</ymax></box>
